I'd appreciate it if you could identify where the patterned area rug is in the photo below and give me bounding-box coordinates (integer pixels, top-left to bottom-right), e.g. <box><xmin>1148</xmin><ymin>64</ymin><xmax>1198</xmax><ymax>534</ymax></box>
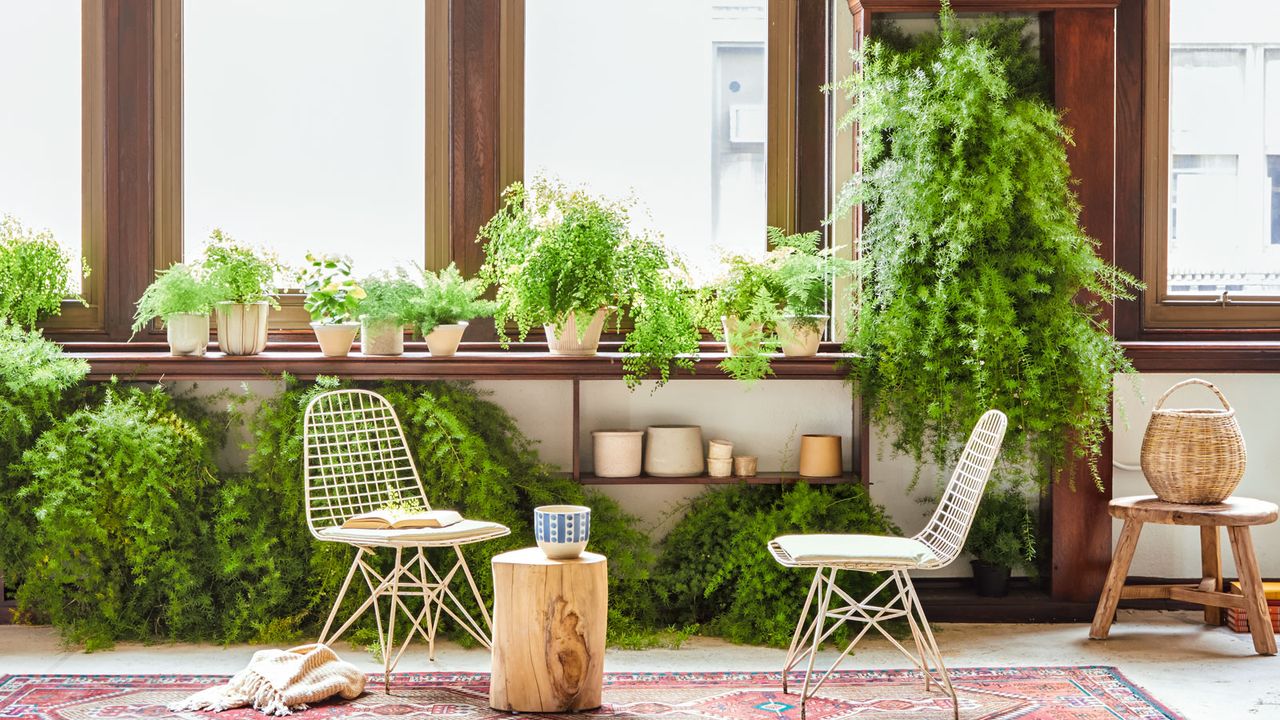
<box><xmin>0</xmin><ymin>668</ymin><xmax>1181</xmax><ymax>719</ymax></box>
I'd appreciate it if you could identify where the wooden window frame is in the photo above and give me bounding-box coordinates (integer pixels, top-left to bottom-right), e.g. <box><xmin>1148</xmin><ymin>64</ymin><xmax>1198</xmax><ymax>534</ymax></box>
<box><xmin>1136</xmin><ymin>0</ymin><xmax>1280</xmax><ymax>332</ymax></box>
<box><xmin>149</xmin><ymin>0</ymin><xmax>452</xmax><ymax>336</ymax></box>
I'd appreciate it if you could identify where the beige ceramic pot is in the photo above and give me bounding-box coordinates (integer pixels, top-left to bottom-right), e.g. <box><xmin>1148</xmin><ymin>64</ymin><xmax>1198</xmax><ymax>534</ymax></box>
<box><xmin>721</xmin><ymin>315</ymin><xmax>763</xmax><ymax>356</ymax></box>
<box><xmin>312</xmin><ymin>322</ymin><xmax>360</xmax><ymax>358</ymax></box>
<box><xmin>778</xmin><ymin>316</ymin><xmax>826</xmax><ymax>357</ymax></box>
<box><xmin>215</xmin><ymin>302</ymin><xmax>270</xmax><ymax>356</ymax></box>
<box><xmin>546</xmin><ymin>308</ymin><xmax>609</xmax><ymax>357</ymax></box>
<box><xmin>165</xmin><ymin>312</ymin><xmax>209</xmax><ymax>357</ymax></box>
<box><xmin>708</xmin><ymin>439</ymin><xmax>734</xmax><ymax>459</ymax></box>
<box><xmin>707</xmin><ymin>457</ymin><xmax>733</xmax><ymax>478</ymax></box>
<box><xmin>799</xmin><ymin>434</ymin><xmax>843</xmax><ymax>478</ymax></box>
<box><xmin>592</xmin><ymin>430</ymin><xmax>644</xmax><ymax>478</ymax></box>
<box><xmin>360</xmin><ymin>317</ymin><xmax>405</xmax><ymax>356</ymax></box>
<box><xmin>644</xmin><ymin>425</ymin><xmax>704</xmax><ymax>477</ymax></box>
<box><xmin>425</xmin><ymin>321</ymin><xmax>468</xmax><ymax>357</ymax></box>
<box><xmin>733</xmin><ymin>455</ymin><xmax>758</xmax><ymax>478</ymax></box>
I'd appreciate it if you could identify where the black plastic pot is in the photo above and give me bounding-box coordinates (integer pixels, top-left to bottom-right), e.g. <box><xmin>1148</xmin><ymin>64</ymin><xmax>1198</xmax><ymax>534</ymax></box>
<box><xmin>971</xmin><ymin>560</ymin><xmax>1012</xmax><ymax>597</ymax></box>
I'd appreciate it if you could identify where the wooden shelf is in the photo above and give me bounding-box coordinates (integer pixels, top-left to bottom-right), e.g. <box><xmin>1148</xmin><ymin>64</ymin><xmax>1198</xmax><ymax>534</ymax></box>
<box><xmin>574</xmin><ymin>471</ymin><xmax>859</xmax><ymax>486</ymax></box>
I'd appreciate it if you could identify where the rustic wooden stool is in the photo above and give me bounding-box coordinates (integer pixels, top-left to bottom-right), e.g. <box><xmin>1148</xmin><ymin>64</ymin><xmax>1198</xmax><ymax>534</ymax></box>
<box><xmin>489</xmin><ymin>548</ymin><xmax>607</xmax><ymax>712</ymax></box>
<box><xmin>1090</xmin><ymin>495</ymin><xmax>1278</xmax><ymax>655</ymax></box>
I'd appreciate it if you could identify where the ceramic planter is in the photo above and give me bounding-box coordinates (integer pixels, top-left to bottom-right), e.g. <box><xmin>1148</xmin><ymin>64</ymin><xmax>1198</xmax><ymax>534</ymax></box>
<box><xmin>644</xmin><ymin>425</ymin><xmax>704</xmax><ymax>477</ymax></box>
<box><xmin>425</xmin><ymin>321</ymin><xmax>468</xmax><ymax>357</ymax></box>
<box><xmin>778</xmin><ymin>315</ymin><xmax>827</xmax><ymax>357</ymax></box>
<box><xmin>971</xmin><ymin>560</ymin><xmax>1012</xmax><ymax>597</ymax></box>
<box><xmin>708</xmin><ymin>439</ymin><xmax>734</xmax><ymax>459</ymax></box>
<box><xmin>165</xmin><ymin>313</ymin><xmax>209</xmax><ymax>357</ymax></box>
<box><xmin>592</xmin><ymin>430</ymin><xmax>644</xmax><ymax>478</ymax></box>
<box><xmin>707</xmin><ymin>457</ymin><xmax>733</xmax><ymax>478</ymax></box>
<box><xmin>360</xmin><ymin>317</ymin><xmax>405</xmax><ymax>356</ymax></box>
<box><xmin>798</xmin><ymin>434</ymin><xmax>842</xmax><ymax>477</ymax></box>
<box><xmin>546</xmin><ymin>308</ymin><xmax>609</xmax><ymax>357</ymax></box>
<box><xmin>534</xmin><ymin>504</ymin><xmax>591</xmax><ymax>560</ymax></box>
<box><xmin>215</xmin><ymin>301</ymin><xmax>270</xmax><ymax>356</ymax></box>
<box><xmin>721</xmin><ymin>315</ymin><xmax>763</xmax><ymax>356</ymax></box>
<box><xmin>312</xmin><ymin>322</ymin><xmax>360</xmax><ymax>358</ymax></box>
<box><xmin>733</xmin><ymin>455</ymin><xmax>758</xmax><ymax>478</ymax></box>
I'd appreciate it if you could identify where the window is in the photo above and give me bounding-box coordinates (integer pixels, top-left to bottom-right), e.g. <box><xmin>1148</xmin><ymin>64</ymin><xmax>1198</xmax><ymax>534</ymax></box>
<box><xmin>1144</xmin><ymin>0</ymin><xmax>1280</xmax><ymax>328</ymax></box>
<box><xmin>522</xmin><ymin>0</ymin><xmax>771</xmax><ymax>279</ymax></box>
<box><xmin>181</xmin><ymin>0</ymin><xmax>428</xmax><ymax>279</ymax></box>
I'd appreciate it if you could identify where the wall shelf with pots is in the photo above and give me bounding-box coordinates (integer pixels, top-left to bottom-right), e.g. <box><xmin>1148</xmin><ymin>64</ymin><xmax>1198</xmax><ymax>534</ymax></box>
<box><xmin>570</xmin><ymin>471</ymin><xmax>859</xmax><ymax>486</ymax></box>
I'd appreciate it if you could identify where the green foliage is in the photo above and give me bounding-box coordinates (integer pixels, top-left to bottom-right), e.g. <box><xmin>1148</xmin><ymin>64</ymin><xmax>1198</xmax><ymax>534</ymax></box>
<box><xmin>405</xmin><ymin>263</ymin><xmax>494</xmax><ymax>334</ymax></box>
<box><xmin>201</xmin><ymin>229</ymin><xmax>282</xmax><ymax>307</ymax></box>
<box><xmin>656</xmin><ymin>482</ymin><xmax>899</xmax><ymax>647</ymax></box>
<box><xmin>132</xmin><ymin>263</ymin><xmax>218</xmax><ymax>334</ymax></box>
<box><xmin>300</xmin><ymin>253</ymin><xmax>366</xmax><ymax>323</ymax></box>
<box><xmin>358</xmin><ymin>269</ymin><xmax>420</xmax><ymax>326</ymax></box>
<box><xmin>831</xmin><ymin>3</ymin><xmax>1139</xmax><ymax>489</ymax></box>
<box><xmin>12</xmin><ymin>385</ymin><xmax>227</xmax><ymax>649</ymax></box>
<box><xmin>0</xmin><ymin>215</ymin><xmax>84</xmax><ymax>328</ymax></box>
<box><xmin>478</xmin><ymin>177</ymin><xmax>700</xmax><ymax>386</ymax></box>
<box><xmin>965</xmin><ymin>487</ymin><xmax>1038</xmax><ymax>573</ymax></box>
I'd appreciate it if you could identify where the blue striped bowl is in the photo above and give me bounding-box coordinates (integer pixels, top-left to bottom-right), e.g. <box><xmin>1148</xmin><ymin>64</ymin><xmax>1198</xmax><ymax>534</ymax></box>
<box><xmin>534</xmin><ymin>504</ymin><xmax>591</xmax><ymax>559</ymax></box>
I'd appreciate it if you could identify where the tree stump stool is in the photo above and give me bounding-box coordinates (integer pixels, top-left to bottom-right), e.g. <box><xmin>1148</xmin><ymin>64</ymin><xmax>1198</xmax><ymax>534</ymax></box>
<box><xmin>489</xmin><ymin>548</ymin><xmax>607</xmax><ymax>712</ymax></box>
<box><xmin>1090</xmin><ymin>495</ymin><xmax>1278</xmax><ymax>655</ymax></box>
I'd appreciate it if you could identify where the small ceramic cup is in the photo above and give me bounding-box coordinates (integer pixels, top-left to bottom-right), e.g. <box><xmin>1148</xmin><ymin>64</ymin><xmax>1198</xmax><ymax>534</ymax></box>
<box><xmin>733</xmin><ymin>455</ymin><xmax>758</xmax><ymax>478</ymax></box>
<box><xmin>707</xmin><ymin>439</ymin><xmax>734</xmax><ymax>459</ymax></box>
<box><xmin>534</xmin><ymin>505</ymin><xmax>592</xmax><ymax>560</ymax></box>
<box><xmin>707</xmin><ymin>457</ymin><xmax>733</xmax><ymax>478</ymax></box>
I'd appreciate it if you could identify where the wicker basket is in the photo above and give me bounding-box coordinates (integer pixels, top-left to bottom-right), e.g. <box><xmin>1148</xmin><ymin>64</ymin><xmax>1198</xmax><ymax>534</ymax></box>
<box><xmin>1140</xmin><ymin>378</ymin><xmax>1246</xmax><ymax>504</ymax></box>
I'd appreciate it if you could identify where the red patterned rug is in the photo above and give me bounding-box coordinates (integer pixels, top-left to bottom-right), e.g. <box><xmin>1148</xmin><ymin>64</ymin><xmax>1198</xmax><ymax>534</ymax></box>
<box><xmin>0</xmin><ymin>668</ymin><xmax>1181</xmax><ymax>719</ymax></box>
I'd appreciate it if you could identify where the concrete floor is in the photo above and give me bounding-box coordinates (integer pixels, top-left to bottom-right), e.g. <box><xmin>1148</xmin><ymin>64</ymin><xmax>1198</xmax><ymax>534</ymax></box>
<box><xmin>0</xmin><ymin>610</ymin><xmax>1275</xmax><ymax>719</ymax></box>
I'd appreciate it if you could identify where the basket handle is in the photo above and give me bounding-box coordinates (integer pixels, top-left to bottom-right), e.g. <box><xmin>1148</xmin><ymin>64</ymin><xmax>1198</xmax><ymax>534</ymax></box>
<box><xmin>1154</xmin><ymin>377</ymin><xmax>1233</xmax><ymax>412</ymax></box>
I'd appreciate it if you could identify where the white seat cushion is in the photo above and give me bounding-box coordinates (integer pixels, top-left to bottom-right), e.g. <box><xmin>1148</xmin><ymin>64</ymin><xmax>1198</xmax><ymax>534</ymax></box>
<box><xmin>319</xmin><ymin>519</ymin><xmax>508</xmax><ymax>546</ymax></box>
<box><xmin>772</xmin><ymin>534</ymin><xmax>937</xmax><ymax>567</ymax></box>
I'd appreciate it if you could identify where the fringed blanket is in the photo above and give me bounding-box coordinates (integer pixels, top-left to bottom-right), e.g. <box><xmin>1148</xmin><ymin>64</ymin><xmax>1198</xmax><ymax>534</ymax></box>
<box><xmin>167</xmin><ymin>643</ymin><xmax>365</xmax><ymax>716</ymax></box>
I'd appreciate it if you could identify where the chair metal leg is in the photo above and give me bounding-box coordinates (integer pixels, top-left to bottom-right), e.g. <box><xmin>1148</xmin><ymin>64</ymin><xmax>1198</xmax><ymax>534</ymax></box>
<box><xmin>384</xmin><ymin>547</ymin><xmax>403</xmax><ymax>693</ymax></box>
<box><xmin>782</xmin><ymin>569</ymin><xmax>826</xmax><ymax>694</ymax></box>
<box><xmin>319</xmin><ymin>550</ymin><xmax>364</xmax><ymax>645</ymax></box>
<box><xmin>901</xmin><ymin>572</ymin><xmax>958</xmax><ymax>720</ymax></box>
<box><xmin>799</xmin><ymin>567</ymin><xmax>837</xmax><ymax>720</ymax></box>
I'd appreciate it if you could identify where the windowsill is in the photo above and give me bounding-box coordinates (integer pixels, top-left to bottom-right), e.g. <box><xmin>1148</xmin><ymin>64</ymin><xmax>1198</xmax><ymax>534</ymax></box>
<box><xmin>1120</xmin><ymin>340</ymin><xmax>1280</xmax><ymax>372</ymax></box>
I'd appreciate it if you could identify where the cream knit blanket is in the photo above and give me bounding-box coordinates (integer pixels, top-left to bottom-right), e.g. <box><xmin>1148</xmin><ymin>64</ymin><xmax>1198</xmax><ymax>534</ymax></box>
<box><xmin>168</xmin><ymin>643</ymin><xmax>366</xmax><ymax>716</ymax></box>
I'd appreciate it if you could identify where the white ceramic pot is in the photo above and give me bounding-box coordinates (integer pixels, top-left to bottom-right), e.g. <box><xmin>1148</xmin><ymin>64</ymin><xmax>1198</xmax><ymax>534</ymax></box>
<box><xmin>644</xmin><ymin>425</ymin><xmax>704</xmax><ymax>477</ymax></box>
<box><xmin>707</xmin><ymin>457</ymin><xmax>733</xmax><ymax>478</ymax></box>
<box><xmin>592</xmin><ymin>430</ymin><xmax>644</xmax><ymax>478</ymax></box>
<box><xmin>360</xmin><ymin>317</ymin><xmax>405</xmax><ymax>356</ymax></box>
<box><xmin>425</xmin><ymin>321</ymin><xmax>468</xmax><ymax>357</ymax></box>
<box><xmin>311</xmin><ymin>322</ymin><xmax>360</xmax><ymax>358</ymax></box>
<box><xmin>721</xmin><ymin>315</ymin><xmax>763</xmax><ymax>356</ymax></box>
<box><xmin>215</xmin><ymin>301</ymin><xmax>270</xmax><ymax>356</ymax></box>
<box><xmin>165</xmin><ymin>312</ymin><xmax>209</xmax><ymax>357</ymax></box>
<box><xmin>707</xmin><ymin>439</ymin><xmax>734</xmax><ymax>459</ymax></box>
<box><xmin>534</xmin><ymin>505</ymin><xmax>592</xmax><ymax>560</ymax></box>
<box><xmin>778</xmin><ymin>316</ymin><xmax>827</xmax><ymax>357</ymax></box>
<box><xmin>546</xmin><ymin>308</ymin><xmax>609</xmax><ymax>357</ymax></box>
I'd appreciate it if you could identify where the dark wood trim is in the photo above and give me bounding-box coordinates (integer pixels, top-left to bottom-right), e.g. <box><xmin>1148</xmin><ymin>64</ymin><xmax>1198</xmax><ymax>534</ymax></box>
<box><xmin>796</xmin><ymin>0</ymin><xmax>831</xmax><ymax>237</ymax></box>
<box><xmin>577</xmin><ymin>472</ymin><xmax>859</xmax><ymax>486</ymax></box>
<box><xmin>1124</xmin><ymin>342</ymin><xmax>1280</xmax><ymax>372</ymax></box>
<box><xmin>850</xmin><ymin>0</ymin><xmax>1119</xmax><ymax>11</ymax></box>
<box><xmin>1113</xmin><ymin>0</ymin><xmax>1143</xmax><ymax>341</ymax></box>
<box><xmin>449</xmin><ymin>0</ymin><xmax>502</xmax><ymax>279</ymax></box>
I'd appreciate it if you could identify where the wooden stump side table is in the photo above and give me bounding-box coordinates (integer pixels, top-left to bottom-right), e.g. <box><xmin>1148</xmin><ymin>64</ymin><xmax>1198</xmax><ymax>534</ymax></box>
<box><xmin>489</xmin><ymin>548</ymin><xmax>607</xmax><ymax>712</ymax></box>
<box><xmin>1089</xmin><ymin>495</ymin><xmax>1278</xmax><ymax>655</ymax></box>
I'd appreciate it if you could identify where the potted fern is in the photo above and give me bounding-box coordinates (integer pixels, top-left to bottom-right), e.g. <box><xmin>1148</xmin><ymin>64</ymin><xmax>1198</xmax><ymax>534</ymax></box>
<box><xmin>965</xmin><ymin>488</ymin><xmax>1038</xmax><ymax>597</ymax></box>
<box><xmin>478</xmin><ymin>177</ymin><xmax>700</xmax><ymax>385</ymax></box>
<box><xmin>404</xmin><ymin>263</ymin><xmax>493</xmax><ymax>357</ymax></box>
<box><xmin>132</xmin><ymin>263</ymin><xmax>217</xmax><ymax>356</ymax></box>
<box><xmin>301</xmin><ymin>253</ymin><xmax>365</xmax><ymax>358</ymax></box>
<box><xmin>201</xmin><ymin>229</ymin><xmax>281</xmax><ymax>356</ymax></box>
<box><xmin>358</xmin><ymin>269</ymin><xmax>419</xmax><ymax>356</ymax></box>
<box><xmin>0</xmin><ymin>214</ymin><xmax>86</xmax><ymax>328</ymax></box>
<box><xmin>771</xmin><ymin>228</ymin><xmax>856</xmax><ymax>357</ymax></box>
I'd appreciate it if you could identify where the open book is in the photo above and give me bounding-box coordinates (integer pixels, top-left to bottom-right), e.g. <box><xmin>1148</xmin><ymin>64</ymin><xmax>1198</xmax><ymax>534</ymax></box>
<box><xmin>341</xmin><ymin>509</ymin><xmax>463</xmax><ymax>530</ymax></box>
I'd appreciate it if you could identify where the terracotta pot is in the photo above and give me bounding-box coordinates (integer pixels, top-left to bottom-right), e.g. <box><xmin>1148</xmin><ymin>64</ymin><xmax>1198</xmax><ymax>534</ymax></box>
<box><xmin>707</xmin><ymin>457</ymin><xmax>733</xmax><ymax>478</ymax></box>
<box><xmin>733</xmin><ymin>455</ymin><xmax>758</xmax><ymax>478</ymax></box>
<box><xmin>360</xmin><ymin>317</ymin><xmax>404</xmax><ymax>356</ymax></box>
<box><xmin>721</xmin><ymin>315</ymin><xmax>763</xmax><ymax>356</ymax></box>
<box><xmin>799</xmin><ymin>434</ymin><xmax>842</xmax><ymax>478</ymax></box>
<box><xmin>778</xmin><ymin>316</ymin><xmax>826</xmax><ymax>357</ymax></box>
<box><xmin>644</xmin><ymin>425</ymin><xmax>704</xmax><ymax>477</ymax></box>
<box><xmin>425</xmin><ymin>321</ymin><xmax>468</xmax><ymax>357</ymax></box>
<box><xmin>546</xmin><ymin>308</ymin><xmax>609</xmax><ymax>357</ymax></box>
<box><xmin>592</xmin><ymin>430</ymin><xmax>644</xmax><ymax>478</ymax></box>
<box><xmin>311</xmin><ymin>322</ymin><xmax>360</xmax><ymax>358</ymax></box>
<box><xmin>165</xmin><ymin>312</ymin><xmax>209</xmax><ymax>357</ymax></box>
<box><xmin>215</xmin><ymin>301</ymin><xmax>270</xmax><ymax>356</ymax></box>
<box><xmin>708</xmin><ymin>439</ymin><xmax>734</xmax><ymax>459</ymax></box>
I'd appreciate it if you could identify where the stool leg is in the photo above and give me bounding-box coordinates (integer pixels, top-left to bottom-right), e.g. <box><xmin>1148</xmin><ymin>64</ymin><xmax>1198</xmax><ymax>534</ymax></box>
<box><xmin>1090</xmin><ymin>519</ymin><xmax>1143</xmax><ymax>640</ymax></box>
<box><xmin>1227</xmin><ymin>526</ymin><xmax>1277</xmax><ymax>656</ymax></box>
<box><xmin>1200</xmin><ymin>526</ymin><xmax>1223</xmax><ymax>626</ymax></box>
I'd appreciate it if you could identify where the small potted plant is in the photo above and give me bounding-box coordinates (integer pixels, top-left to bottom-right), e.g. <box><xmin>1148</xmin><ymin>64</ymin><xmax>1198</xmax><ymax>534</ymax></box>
<box><xmin>201</xmin><ymin>229</ymin><xmax>280</xmax><ymax>356</ymax></box>
<box><xmin>478</xmin><ymin>177</ymin><xmax>700</xmax><ymax>385</ymax></box>
<box><xmin>964</xmin><ymin>487</ymin><xmax>1039</xmax><ymax>597</ymax></box>
<box><xmin>301</xmin><ymin>253</ymin><xmax>365</xmax><ymax>358</ymax></box>
<box><xmin>132</xmin><ymin>263</ymin><xmax>217</xmax><ymax>356</ymax></box>
<box><xmin>770</xmin><ymin>227</ymin><xmax>857</xmax><ymax>357</ymax></box>
<box><xmin>358</xmin><ymin>269</ymin><xmax>419</xmax><ymax>356</ymax></box>
<box><xmin>404</xmin><ymin>263</ymin><xmax>492</xmax><ymax>357</ymax></box>
<box><xmin>0</xmin><ymin>214</ymin><xmax>87</xmax><ymax>328</ymax></box>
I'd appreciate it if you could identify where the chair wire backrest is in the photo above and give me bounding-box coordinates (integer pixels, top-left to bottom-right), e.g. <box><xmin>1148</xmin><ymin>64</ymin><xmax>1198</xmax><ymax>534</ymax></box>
<box><xmin>913</xmin><ymin>409</ymin><xmax>1008</xmax><ymax>569</ymax></box>
<box><xmin>303</xmin><ymin>389</ymin><xmax>430</xmax><ymax>538</ymax></box>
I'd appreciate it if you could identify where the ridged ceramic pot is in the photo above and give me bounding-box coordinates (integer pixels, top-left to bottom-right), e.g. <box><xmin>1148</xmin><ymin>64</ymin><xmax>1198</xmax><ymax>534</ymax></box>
<box><xmin>425</xmin><ymin>321</ymin><xmax>468</xmax><ymax>357</ymax></box>
<box><xmin>778</xmin><ymin>315</ymin><xmax>827</xmax><ymax>357</ymax></box>
<box><xmin>215</xmin><ymin>301</ymin><xmax>270</xmax><ymax>356</ymax></box>
<box><xmin>546</xmin><ymin>308</ymin><xmax>609</xmax><ymax>357</ymax></box>
<box><xmin>644</xmin><ymin>425</ymin><xmax>704</xmax><ymax>477</ymax></box>
<box><xmin>592</xmin><ymin>430</ymin><xmax>644</xmax><ymax>478</ymax></box>
<box><xmin>165</xmin><ymin>313</ymin><xmax>209</xmax><ymax>357</ymax></box>
<box><xmin>360</xmin><ymin>317</ymin><xmax>404</xmax><ymax>356</ymax></box>
<box><xmin>311</xmin><ymin>322</ymin><xmax>360</xmax><ymax>358</ymax></box>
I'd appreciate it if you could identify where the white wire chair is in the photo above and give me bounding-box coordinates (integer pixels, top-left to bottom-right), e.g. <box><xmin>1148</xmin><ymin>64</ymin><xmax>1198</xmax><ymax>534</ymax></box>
<box><xmin>769</xmin><ymin>409</ymin><xmax>1008</xmax><ymax>720</ymax></box>
<box><xmin>303</xmin><ymin>389</ymin><xmax>510</xmax><ymax>692</ymax></box>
